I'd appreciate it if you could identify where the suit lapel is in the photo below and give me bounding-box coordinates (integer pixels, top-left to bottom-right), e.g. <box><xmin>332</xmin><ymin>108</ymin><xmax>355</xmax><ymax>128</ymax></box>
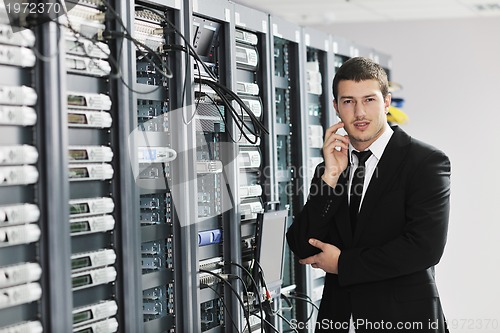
<box><xmin>353</xmin><ymin>126</ymin><xmax>411</xmax><ymax>244</ymax></box>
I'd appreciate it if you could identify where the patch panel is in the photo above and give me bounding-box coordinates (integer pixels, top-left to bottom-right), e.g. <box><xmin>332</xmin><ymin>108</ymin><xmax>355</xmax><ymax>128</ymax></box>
<box><xmin>200</xmin><ymin>298</ymin><xmax>223</xmax><ymax>332</ymax></box>
<box><xmin>137</xmin><ymin>100</ymin><xmax>168</xmax><ymax>119</ymax></box>
<box><xmin>140</xmin><ymin>211</ymin><xmax>162</xmax><ymax>225</ymax></box>
<box><xmin>141</xmin><ymin>256</ymin><xmax>163</xmax><ymax>271</ymax></box>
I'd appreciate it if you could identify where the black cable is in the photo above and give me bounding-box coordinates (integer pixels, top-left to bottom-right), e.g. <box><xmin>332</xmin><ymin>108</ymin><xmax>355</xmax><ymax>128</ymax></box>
<box><xmin>107</xmin><ymin>31</ymin><xmax>172</xmax><ymax>80</ymax></box>
<box><xmin>49</xmin><ymin>1</ymin><xmax>163</xmax><ymax>95</ymax></box>
<box><xmin>204</xmin><ymin>283</ymin><xmax>240</xmax><ymax>333</ymax></box>
<box><xmin>161</xmin><ymin>14</ymin><xmax>269</xmax><ymax>141</ymax></box>
<box><xmin>198</xmin><ymin>80</ymin><xmax>257</xmax><ymax>144</ymax></box>
<box><xmin>231</xmin><ymin>274</ymin><xmax>252</xmax><ymax>332</ymax></box>
<box><xmin>252</xmin><ymin>260</ymin><xmax>271</xmax><ymax>300</ymax></box>
<box><xmin>199</xmin><ymin>269</ymin><xmax>252</xmax><ymax>332</ymax></box>
<box><xmin>287</xmin><ymin>294</ymin><xmax>320</xmax><ymax>313</ymax></box>
<box><xmin>162</xmin><ymin>30</ymin><xmax>267</xmax><ymax>142</ymax></box>
<box><xmin>228</xmin><ymin>262</ymin><xmax>265</xmax><ymax>333</ymax></box>
<box><xmin>166</xmin><ymin>44</ymin><xmax>238</xmax><ymax>133</ymax></box>
<box><xmin>285</xmin><ymin>294</ymin><xmax>315</xmax><ymax>322</ymax></box>
<box><xmin>280</xmin><ymin>293</ymin><xmax>294</xmax><ymax>312</ymax></box>
<box><xmin>290</xmin><ymin>290</ymin><xmax>313</xmax><ymax>300</ymax></box>
<box><xmin>101</xmin><ymin>0</ymin><xmax>173</xmax><ymax>79</ymax></box>
<box><xmin>202</xmin><ymin>93</ymin><xmax>237</xmax><ymax>143</ymax></box>
<box><xmin>197</xmin><ymin>77</ymin><xmax>267</xmax><ymax>142</ymax></box>
<box><xmin>167</xmin><ymin>43</ymin><xmax>259</xmax><ymax>144</ymax></box>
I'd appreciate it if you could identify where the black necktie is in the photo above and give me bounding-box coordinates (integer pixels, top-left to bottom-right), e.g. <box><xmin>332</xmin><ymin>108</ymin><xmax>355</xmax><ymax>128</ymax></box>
<box><xmin>350</xmin><ymin>150</ymin><xmax>372</xmax><ymax>234</ymax></box>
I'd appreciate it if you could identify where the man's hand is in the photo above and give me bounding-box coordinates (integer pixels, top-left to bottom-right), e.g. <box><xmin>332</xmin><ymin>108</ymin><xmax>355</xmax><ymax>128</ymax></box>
<box><xmin>322</xmin><ymin>122</ymin><xmax>349</xmax><ymax>188</ymax></box>
<box><xmin>298</xmin><ymin>239</ymin><xmax>341</xmax><ymax>274</ymax></box>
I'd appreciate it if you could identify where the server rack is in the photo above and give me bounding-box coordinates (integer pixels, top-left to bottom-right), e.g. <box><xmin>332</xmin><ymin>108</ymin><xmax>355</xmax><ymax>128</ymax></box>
<box><xmin>130</xmin><ymin>1</ymin><xmax>184</xmax><ymax>332</ymax></box>
<box><xmin>63</xmin><ymin>1</ymin><xmax>125</xmax><ymax>332</ymax></box>
<box><xmin>267</xmin><ymin>14</ymin><xmax>306</xmax><ymax>331</ymax></box>
<box><xmin>0</xmin><ymin>2</ymin><xmax>391</xmax><ymax>332</ymax></box>
<box><xmin>191</xmin><ymin>1</ymin><xmax>240</xmax><ymax>332</ymax></box>
<box><xmin>299</xmin><ymin>26</ymin><xmax>335</xmax><ymax>332</ymax></box>
<box><xmin>232</xmin><ymin>4</ymin><xmax>272</xmax><ymax>333</ymax></box>
<box><xmin>0</xmin><ymin>7</ymin><xmax>45</xmax><ymax>333</ymax></box>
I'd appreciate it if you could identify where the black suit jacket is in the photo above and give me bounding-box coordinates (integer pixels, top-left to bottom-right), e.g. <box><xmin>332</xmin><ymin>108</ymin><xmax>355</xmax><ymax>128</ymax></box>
<box><xmin>287</xmin><ymin>126</ymin><xmax>451</xmax><ymax>333</ymax></box>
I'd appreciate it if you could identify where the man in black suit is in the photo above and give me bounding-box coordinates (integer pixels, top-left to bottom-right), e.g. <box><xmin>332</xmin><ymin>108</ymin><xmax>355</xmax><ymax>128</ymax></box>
<box><xmin>286</xmin><ymin>57</ymin><xmax>451</xmax><ymax>332</ymax></box>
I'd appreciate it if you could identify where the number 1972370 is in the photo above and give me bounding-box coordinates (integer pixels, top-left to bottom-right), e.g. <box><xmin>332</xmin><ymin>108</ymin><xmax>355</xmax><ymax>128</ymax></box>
<box><xmin>5</xmin><ymin>2</ymin><xmax>62</xmax><ymax>15</ymax></box>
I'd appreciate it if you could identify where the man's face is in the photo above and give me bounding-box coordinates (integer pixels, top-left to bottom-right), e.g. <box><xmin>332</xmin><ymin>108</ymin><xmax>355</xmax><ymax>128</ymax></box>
<box><xmin>334</xmin><ymin>79</ymin><xmax>391</xmax><ymax>150</ymax></box>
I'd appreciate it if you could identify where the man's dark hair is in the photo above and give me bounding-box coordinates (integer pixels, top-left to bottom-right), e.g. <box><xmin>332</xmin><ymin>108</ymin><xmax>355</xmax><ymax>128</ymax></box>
<box><xmin>332</xmin><ymin>57</ymin><xmax>390</xmax><ymax>100</ymax></box>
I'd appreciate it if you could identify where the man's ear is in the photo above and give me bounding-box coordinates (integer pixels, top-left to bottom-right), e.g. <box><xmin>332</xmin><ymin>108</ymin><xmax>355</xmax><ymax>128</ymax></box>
<box><xmin>385</xmin><ymin>93</ymin><xmax>392</xmax><ymax>111</ymax></box>
<box><xmin>333</xmin><ymin>99</ymin><xmax>339</xmax><ymax>114</ymax></box>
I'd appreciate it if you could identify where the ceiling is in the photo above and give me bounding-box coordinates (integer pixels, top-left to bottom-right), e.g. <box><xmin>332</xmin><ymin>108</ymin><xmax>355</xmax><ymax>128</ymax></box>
<box><xmin>232</xmin><ymin>0</ymin><xmax>500</xmax><ymax>25</ymax></box>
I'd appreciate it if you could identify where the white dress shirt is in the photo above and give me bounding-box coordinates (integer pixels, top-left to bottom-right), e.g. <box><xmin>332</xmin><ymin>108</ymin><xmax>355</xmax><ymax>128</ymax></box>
<box><xmin>347</xmin><ymin>123</ymin><xmax>393</xmax><ymax>333</ymax></box>
<box><xmin>347</xmin><ymin>124</ymin><xmax>394</xmax><ymax>209</ymax></box>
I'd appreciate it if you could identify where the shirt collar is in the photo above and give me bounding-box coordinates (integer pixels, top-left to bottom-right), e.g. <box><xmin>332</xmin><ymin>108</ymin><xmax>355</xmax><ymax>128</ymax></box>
<box><xmin>349</xmin><ymin>123</ymin><xmax>394</xmax><ymax>164</ymax></box>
